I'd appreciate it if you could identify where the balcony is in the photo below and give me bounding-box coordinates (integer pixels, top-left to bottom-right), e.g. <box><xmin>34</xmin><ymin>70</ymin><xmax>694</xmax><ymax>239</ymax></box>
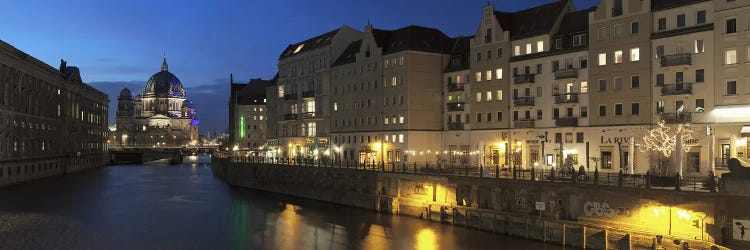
<box><xmin>513</xmin><ymin>97</ymin><xmax>535</xmax><ymax>107</ymax></box>
<box><xmin>446</xmin><ymin>102</ymin><xmax>465</xmax><ymax>112</ymax></box>
<box><xmin>554</xmin><ymin>68</ymin><xmax>579</xmax><ymax>80</ymax></box>
<box><xmin>660</xmin><ymin>53</ymin><xmax>692</xmax><ymax>67</ymax></box>
<box><xmin>661</xmin><ymin>112</ymin><xmax>692</xmax><ymax>124</ymax></box>
<box><xmin>447</xmin><ymin>122</ymin><xmax>464</xmax><ymax>130</ymax></box>
<box><xmin>661</xmin><ymin>83</ymin><xmax>693</xmax><ymax>96</ymax></box>
<box><xmin>554</xmin><ymin>93</ymin><xmax>579</xmax><ymax>104</ymax></box>
<box><xmin>513</xmin><ymin>74</ymin><xmax>535</xmax><ymax>84</ymax></box>
<box><xmin>283</xmin><ymin>114</ymin><xmax>299</xmax><ymax>121</ymax></box>
<box><xmin>555</xmin><ymin>117</ymin><xmax>579</xmax><ymax>127</ymax></box>
<box><xmin>302</xmin><ymin>90</ymin><xmax>315</xmax><ymax>98</ymax></box>
<box><xmin>301</xmin><ymin>112</ymin><xmax>316</xmax><ymax>119</ymax></box>
<box><xmin>447</xmin><ymin>83</ymin><xmax>465</xmax><ymax>92</ymax></box>
<box><xmin>514</xmin><ymin>119</ymin><xmax>535</xmax><ymax>128</ymax></box>
<box><xmin>283</xmin><ymin>94</ymin><xmax>298</xmax><ymax>101</ymax></box>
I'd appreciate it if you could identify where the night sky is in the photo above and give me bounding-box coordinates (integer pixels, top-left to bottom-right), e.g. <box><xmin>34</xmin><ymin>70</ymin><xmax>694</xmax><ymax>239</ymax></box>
<box><xmin>1</xmin><ymin>0</ymin><xmax>597</xmax><ymax>135</ymax></box>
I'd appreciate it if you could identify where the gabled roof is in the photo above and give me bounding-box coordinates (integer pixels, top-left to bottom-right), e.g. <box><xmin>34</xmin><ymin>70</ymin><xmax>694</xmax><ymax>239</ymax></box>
<box><xmin>652</xmin><ymin>0</ymin><xmax>710</xmax><ymax>11</ymax></box>
<box><xmin>556</xmin><ymin>7</ymin><xmax>593</xmax><ymax>36</ymax></box>
<box><xmin>494</xmin><ymin>0</ymin><xmax>570</xmax><ymax>40</ymax></box>
<box><xmin>279</xmin><ymin>28</ymin><xmax>340</xmax><ymax>60</ymax></box>
<box><xmin>372</xmin><ymin>25</ymin><xmax>454</xmax><ymax>55</ymax></box>
<box><xmin>331</xmin><ymin>39</ymin><xmax>362</xmax><ymax>67</ymax></box>
<box><xmin>444</xmin><ymin>36</ymin><xmax>473</xmax><ymax>73</ymax></box>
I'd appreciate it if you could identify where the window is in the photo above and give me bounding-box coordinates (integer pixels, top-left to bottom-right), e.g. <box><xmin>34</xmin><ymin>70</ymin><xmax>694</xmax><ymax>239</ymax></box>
<box><xmin>697</xmin><ymin>10</ymin><xmax>706</xmax><ymax>24</ymax></box>
<box><xmin>727</xmin><ymin>81</ymin><xmax>737</xmax><ymax>95</ymax></box>
<box><xmin>677</xmin><ymin>14</ymin><xmax>686</xmax><ymax>28</ymax></box>
<box><xmin>601</xmin><ymin>151</ymin><xmax>613</xmax><ymax>169</ymax></box>
<box><xmin>485</xmin><ymin>28</ymin><xmax>492</xmax><ymax>43</ymax></box>
<box><xmin>476</xmin><ymin>92</ymin><xmax>482</xmax><ymax>102</ymax></box>
<box><xmin>631</xmin><ymin>103</ymin><xmax>640</xmax><ymax>115</ymax></box>
<box><xmin>612</xmin><ymin>0</ymin><xmax>623</xmax><ymax>17</ymax></box>
<box><xmin>537</xmin><ymin>109</ymin><xmax>543</xmax><ymax>119</ymax></box>
<box><xmin>496</xmin><ymin>90</ymin><xmax>503</xmax><ymax>100</ymax></box>
<box><xmin>599</xmin><ymin>105</ymin><xmax>607</xmax><ymax>116</ymax></box>
<box><xmin>656</xmin><ymin>74</ymin><xmax>665</xmax><ymax>86</ymax></box>
<box><xmin>598</xmin><ymin>53</ymin><xmax>607</xmax><ymax>66</ymax></box>
<box><xmin>477</xmin><ymin>52</ymin><xmax>482</xmax><ymax>62</ymax></box>
<box><xmin>580</xmin><ymin>58</ymin><xmax>588</xmax><ymax>68</ymax></box>
<box><xmin>475</xmin><ymin>72</ymin><xmax>482</xmax><ymax>82</ymax></box>
<box><xmin>696</xmin><ymin>69</ymin><xmax>705</xmax><ymax>82</ymax></box>
<box><xmin>487</xmin><ymin>50</ymin><xmax>492</xmax><ymax>59</ymax></box>
<box><xmin>656</xmin><ymin>46</ymin><xmax>664</xmax><ymax>58</ymax></box>
<box><xmin>537</xmin><ymin>41</ymin><xmax>544</xmax><ymax>52</ymax></box>
<box><xmin>477</xmin><ymin>113</ymin><xmax>482</xmax><ymax>123</ymax></box>
<box><xmin>536</xmin><ymin>64</ymin><xmax>542</xmax><ymax>74</ymax></box>
<box><xmin>498</xmin><ymin>48</ymin><xmax>503</xmax><ymax>58</ymax></box>
<box><xmin>658</xmin><ymin>18</ymin><xmax>667</xmax><ymax>31</ymax></box>
<box><xmin>628</xmin><ymin>48</ymin><xmax>640</xmax><ymax>62</ymax></box>
<box><xmin>598</xmin><ymin>27</ymin><xmax>607</xmax><ymax>40</ymax></box>
<box><xmin>513</xmin><ymin>111</ymin><xmax>518</xmax><ymax>121</ymax></box>
<box><xmin>555</xmin><ymin>38</ymin><xmax>562</xmax><ymax>49</ymax></box>
<box><xmin>615</xmin><ymin>103</ymin><xmax>623</xmax><ymax>116</ymax></box>
<box><xmin>580</xmin><ymin>81</ymin><xmax>588</xmax><ymax>93</ymax></box>
<box><xmin>399</xmin><ymin>134</ymin><xmax>404</xmax><ymax>143</ymax></box>
<box><xmin>631</xmin><ymin>21</ymin><xmax>640</xmax><ymax>34</ymax></box>
<box><xmin>696</xmin><ymin>99</ymin><xmax>705</xmax><ymax>112</ymax></box>
<box><xmin>581</xmin><ymin>106</ymin><xmax>588</xmax><ymax>117</ymax></box>
<box><xmin>695</xmin><ymin>39</ymin><xmax>704</xmax><ymax>53</ymax></box>
<box><xmin>307</xmin><ymin>122</ymin><xmax>316</xmax><ymax>137</ymax></box>
<box><xmin>631</xmin><ymin>76</ymin><xmax>640</xmax><ymax>88</ymax></box>
<box><xmin>495</xmin><ymin>111</ymin><xmax>503</xmax><ymax>122</ymax></box>
<box><xmin>486</xmin><ymin>112</ymin><xmax>492</xmax><ymax>122</ymax></box>
<box><xmin>614</xmin><ymin>50</ymin><xmax>623</xmax><ymax>64</ymax></box>
<box><xmin>727</xmin><ymin>18</ymin><xmax>737</xmax><ymax>34</ymax></box>
<box><xmin>614</xmin><ymin>24</ymin><xmax>624</xmax><ymax>37</ymax></box>
<box><xmin>726</xmin><ymin>49</ymin><xmax>737</xmax><ymax>65</ymax></box>
<box><xmin>526</xmin><ymin>43</ymin><xmax>532</xmax><ymax>54</ymax></box>
<box><xmin>485</xmin><ymin>70</ymin><xmax>492</xmax><ymax>81</ymax></box>
<box><xmin>486</xmin><ymin>91</ymin><xmax>492</xmax><ymax>101</ymax></box>
<box><xmin>514</xmin><ymin>45</ymin><xmax>520</xmax><ymax>56</ymax></box>
<box><xmin>572</xmin><ymin>34</ymin><xmax>586</xmax><ymax>46</ymax></box>
<box><xmin>599</xmin><ymin>79</ymin><xmax>607</xmax><ymax>91</ymax></box>
<box><xmin>576</xmin><ymin>132</ymin><xmax>584</xmax><ymax>143</ymax></box>
<box><xmin>384</xmin><ymin>116</ymin><xmax>389</xmax><ymax>125</ymax></box>
<box><xmin>399</xmin><ymin>114</ymin><xmax>404</xmax><ymax>124</ymax></box>
<box><xmin>495</xmin><ymin>68</ymin><xmax>503</xmax><ymax>79</ymax></box>
<box><xmin>391</xmin><ymin>76</ymin><xmax>397</xmax><ymax>86</ymax></box>
<box><xmin>553</xmin><ymin>108</ymin><xmax>559</xmax><ymax>119</ymax></box>
<box><xmin>614</xmin><ymin>77</ymin><xmax>623</xmax><ymax>90</ymax></box>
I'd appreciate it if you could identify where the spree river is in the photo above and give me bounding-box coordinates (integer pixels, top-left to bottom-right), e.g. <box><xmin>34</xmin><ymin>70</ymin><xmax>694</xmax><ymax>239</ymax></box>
<box><xmin>0</xmin><ymin>157</ymin><xmax>559</xmax><ymax>250</ymax></box>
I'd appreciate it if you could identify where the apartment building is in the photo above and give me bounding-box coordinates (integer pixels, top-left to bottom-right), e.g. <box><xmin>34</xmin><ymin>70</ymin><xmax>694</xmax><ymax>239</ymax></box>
<box><xmin>651</xmin><ymin>0</ymin><xmax>715</xmax><ymax>175</ymax></box>
<box><xmin>229</xmin><ymin>75</ymin><xmax>276</xmax><ymax>150</ymax></box>
<box><xmin>272</xmin><ymin>26</ymin><xmax>360</xmax><ymax>160</ymax></box>
<box><xmin>330</xmin><ymin>24</ymin><xmax>452</xmax><ymax>165</ymax></box>
<box><xmin>443</xmin><ymin>36</ymin><xmax>472</xmax><ymax>166</ymax></box>
<box><xmin>713</xmin><ymin>0</ymin><xmax>750</xmax><ymax>170</ymax></box>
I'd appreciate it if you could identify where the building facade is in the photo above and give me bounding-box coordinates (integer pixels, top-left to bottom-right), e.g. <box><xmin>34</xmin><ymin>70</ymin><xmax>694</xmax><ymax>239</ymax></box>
<box><xmin>111</xmin><ymin>57</ymin><xmax>199</xmax><ymax>148</ymax></box>
<box><xmin>0</xmin><ymin>40</ymin><xmax>109</xmax><ymax>186</ymax></box>
<box><xmin>228</xmin><ymin>75</ymin><xmax>276</xmax><ymax>150</ymax></box>
<box><xmin>241</xmin><ymin>0</ymin><xmax>750</xmax><ymax>177</ymax></box>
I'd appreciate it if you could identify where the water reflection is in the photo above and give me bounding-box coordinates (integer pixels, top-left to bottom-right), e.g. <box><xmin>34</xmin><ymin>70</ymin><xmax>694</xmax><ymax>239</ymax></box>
<box><xmin>0</xmin><ymin>162</ymin><xmax>558</xmax><ymax>250</ymax></box>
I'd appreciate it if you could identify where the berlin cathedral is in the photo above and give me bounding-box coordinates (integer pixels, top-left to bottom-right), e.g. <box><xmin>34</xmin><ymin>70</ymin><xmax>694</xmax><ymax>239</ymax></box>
<box><xmin>110</xmin><ymin>57</ymin><xmax>199</xmax><ymax>147</ymax></box>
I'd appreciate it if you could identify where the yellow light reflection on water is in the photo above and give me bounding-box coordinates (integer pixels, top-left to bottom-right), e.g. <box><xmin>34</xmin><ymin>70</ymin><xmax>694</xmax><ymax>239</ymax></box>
<box><xmin>415</xmin><ymin>228</ymin><xmax>437</xmax><ymax>250</ymax></box>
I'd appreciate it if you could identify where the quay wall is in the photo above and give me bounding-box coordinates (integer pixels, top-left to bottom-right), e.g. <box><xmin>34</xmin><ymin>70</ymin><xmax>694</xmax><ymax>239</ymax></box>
<box><xmin>0</xmin><ymin>152</ymin><xmax>105</xmax><ymax>187</ymax></box>
<box><xmin>213</xmin><ymin>161</ymin><xmax>747</xmax><ymax>249</ymax></box>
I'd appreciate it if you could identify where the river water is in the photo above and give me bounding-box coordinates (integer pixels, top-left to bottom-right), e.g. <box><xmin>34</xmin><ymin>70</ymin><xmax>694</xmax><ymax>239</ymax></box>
<box><xmin>0</xmin><ymin>156</ymin><xmax>559</xmax><ymax>249</ymax></box>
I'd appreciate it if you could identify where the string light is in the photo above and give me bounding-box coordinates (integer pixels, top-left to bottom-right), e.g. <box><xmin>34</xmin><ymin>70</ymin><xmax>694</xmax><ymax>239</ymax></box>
<box><xmin>638</xmin><ymin>120</ymin><xmax>698</xmax><ymax>157</ymax></box>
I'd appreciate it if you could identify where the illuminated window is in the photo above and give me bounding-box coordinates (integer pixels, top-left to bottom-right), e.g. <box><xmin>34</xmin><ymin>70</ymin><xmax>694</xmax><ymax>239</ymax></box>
<box><xmin>306</xmin><ymin>100</ymin><xmax>315</xmax><ymax>113</ymax></box>
<box><xmin>278</xmin><ymin>86</ymin><xmax>285</xmax><ymax>97</ymax></box>
<box><xmin>333</xmin><ymin>102</ymin><xmax>338</xmax><ymax>111</ymax></box>
<box><xmin>496</xmin><ymin>90</ymin><xmax>503</xmax><ymax>101</ymax></box>
<box><xmin>725</xmin><ymin>49</ymin><xmax>737</xmax><ymax>64</ymax></box>
<box><xmin>614</xmin><ymin>51</ymin><xmax>623</xmax><ymax>63</ymax></box>
<box><xmin>514</xmin><ymin>45</ymin><xmax>520</xmax><ymax>56</ymax></box>
<box><xmin>476</xmin><ymin>92</ymin><xmax>482</xmax><ymax>102</ymax></box>
<box><xmin>526</xmin><ymin>43</ymin><xmax>532</xmax><ymax>54</ymax></box>
<box><xmin>399</xmin><ymin>114</ymin><xmax>404</xmax><ymax>124</ymax></box>
<box><xmin>580</xmin><ymin>81</ymin><xmax>588</xmax><ymax>93</ymax></box>
<box><xmin>293</xmin><ymin>44</ymin><xmax>304</xmax><ymax>53</ymax></box>
<box><xmin>495</xmin><ymin>68</ymin><xmax>503</xmax><ymax>79</ymax></box>
<box><xmin>598</xmin><ymin>53</ymin><xmax>607</xmax><ymax>66</ymax></box>
<box><xmin>486</xmin><ymin>91</ymin><xmax>492</xmax><ymax>101</ymax></box>
<box><xmin>475</xmin><ymin>72</ymin><xmax>482</xmax><ymax>82</ymax></box>
<box><xmin>630</xmin><ymin>48</ymin><xmax>640</xmax><ymax>62</ymax></box>
<box><xmin>536</xmin><ymin>41</ymin><xmax>544</xmax><ymax>52</ymax></box>
<box><xmin>384</xmin><ymin>116</ymin><xmax>389</xmax><ymax>125</ymax></box>
<box><xmin>485</xmin><ymin>70</ymin><xmax>492</xmax><ymax>81</ymax></box>
<box><xmin>391</xmin><ymin>76</ymin><xmax>397</xmax><ymax>86</ymax></box>
<box><xmin>695</xmin><ymin>39</ymin><xmax>704</xmax><ymax>53</ymax></box>
<box><xmin>307</xmin><ymin>122</ymin><xmax>316</xmax><ymax>137</ymax></box>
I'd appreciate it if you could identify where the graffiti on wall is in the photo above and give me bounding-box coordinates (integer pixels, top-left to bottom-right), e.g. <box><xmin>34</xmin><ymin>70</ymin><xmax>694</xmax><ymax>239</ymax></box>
<box><xmin>583</xmin><ymin>201</ymin><xmax>633</xmax><ymax>218</ymax></box>
<box><xmin>735</xmin><ymin>219</ymin><xmax>750</xmax><ymax>241</ymax></box>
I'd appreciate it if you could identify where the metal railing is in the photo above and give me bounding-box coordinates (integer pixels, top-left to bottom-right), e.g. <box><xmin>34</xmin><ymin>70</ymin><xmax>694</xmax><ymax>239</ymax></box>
<box><xmin>661</xmin><ymin>112</ymin><xmax>692</xmax><ymax>124</ymax></box>
<box><xmin>514</xmin><ymin>119</ymin><xmax>535</xmax><ymax>128</ymax></box>
<box><xmin>228</xmin><ymin>156</ymin><xmax>719</xmax><ymax>193</ymax></box>
<box><xmin>446</xmin><ymin>102</ymin><xmax>465</xmax><ymax>112</ymax></box>
<box><xmin>661</xmin><ymin>82</ymin><xmax>693</xmax><ymax>96</ymax></box>
<box><xmin>513</xmin><ymin>74</ymin><xmax>535</xmax><ymax>84</ymax></box>
<box><xmin>301</xmin><ymin>112</ymin><xmax>316</xmax><ymax>119</ymax></box>
<box><xmin>447</xmin><ymin>83</ymin><xmax>465</xmax><ymax>92</ymax></box>
<box><xmin>555</xmin><ymin>117</ymin><xmax>579</xmax><ymax>127</ymax></box>
<box><xmin>447</xmin><ymin>122</ymin><xmax>464</xmax><ymax>130</ymax></box>
<box><xmin>513</xmin><ymin>97</ymin><xmax>535</xmax><ymax>106</ymax></box>
<box><xmin>660</xmin><ymin>53</ymin><xmax>692</xmax><ymax>67</ymax></box>
<box><xmin>554</xmin><ymin>93</ymin><xmax>579</xmax><ymax>104</ymax></box>
<box><xmin>554</xmin><ymin>68</ymin><xmax>578</xmax><ymax>80</ymax></box>
<box><xmin>283</xmin><ymin>113</ymin><xmax>299</xmax><ymax>120</ymax></box>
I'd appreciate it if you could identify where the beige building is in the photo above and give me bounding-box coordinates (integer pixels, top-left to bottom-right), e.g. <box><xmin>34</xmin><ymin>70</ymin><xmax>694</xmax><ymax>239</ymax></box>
<box><xmin>0</xmin><ymin>40</ymin><xmax>109</xmax><ymax>187</ymax></box>
<box><xmin>272</xmin><ymin>26</ymin><xmax>361</xmax><ymax>161</ymax></box>
<box><xmin>712</xmin><ymin>0</ymin><xmax>750</xmax><ymax>170</ymax></box>
<box><xmin>330</xmin><ymin>24</ymin><xmax>453</xmax><ymax>165</ymax></box>
<box><xmin>229</xmin><ymin>75</ymin><xmax>276</xmax><ymax>150</ymax></box>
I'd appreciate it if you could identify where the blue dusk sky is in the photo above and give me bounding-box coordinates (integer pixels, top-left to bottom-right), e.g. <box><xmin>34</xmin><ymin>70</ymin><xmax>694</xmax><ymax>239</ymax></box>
<box><xmin>0</xmin><ymin>0</ymin><xmax>598</xmax><ymax>134</ymax></box>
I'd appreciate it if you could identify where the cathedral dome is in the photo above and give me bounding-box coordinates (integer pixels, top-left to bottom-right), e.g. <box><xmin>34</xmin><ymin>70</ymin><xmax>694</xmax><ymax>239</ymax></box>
<box><xmin>119</xmin><ymin>87</ymin><xmax>132</xmax><ymax>98</ymax></box>
<box><xmin>142</xmin><ymin>56</ymin><xmax>185</xmax><ymax>98</ymax></box>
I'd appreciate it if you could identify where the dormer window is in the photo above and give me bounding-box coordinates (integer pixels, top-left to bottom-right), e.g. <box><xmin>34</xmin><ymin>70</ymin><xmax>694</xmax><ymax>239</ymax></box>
<box><xmin>293</xmin><ymin>44</ymin><xmax>304</xmax><ymax>54</ymax></box>
<box><xmin>555</xmin><ymin>38</ymin><xmax>562</xmax><ymax>49</ymax></box>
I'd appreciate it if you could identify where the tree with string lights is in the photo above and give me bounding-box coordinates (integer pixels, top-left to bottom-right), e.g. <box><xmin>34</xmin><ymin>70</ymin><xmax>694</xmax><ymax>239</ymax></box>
<box><xmin>638</xmin><ymin>120</ymin><xmax>699</xmax><ymax>177</ymax></box>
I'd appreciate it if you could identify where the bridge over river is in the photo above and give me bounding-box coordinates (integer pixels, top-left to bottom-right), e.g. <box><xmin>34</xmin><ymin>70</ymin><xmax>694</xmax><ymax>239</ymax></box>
<box><xmin>108</xmin><ymin>146</ymin><xmax>218</xmax><ymax>165</ymax></box>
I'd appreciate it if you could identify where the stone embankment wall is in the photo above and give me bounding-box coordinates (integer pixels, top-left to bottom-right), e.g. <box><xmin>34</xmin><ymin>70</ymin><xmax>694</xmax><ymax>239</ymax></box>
<box><xmin>213</xmin><ymin>161</ymin><xmax>745</xmax><ymax>249</ymax></box>
<box><xmin>0</xmin><ymin>153</ymin><xmax>104</xmax><ymax>187</ymax></box>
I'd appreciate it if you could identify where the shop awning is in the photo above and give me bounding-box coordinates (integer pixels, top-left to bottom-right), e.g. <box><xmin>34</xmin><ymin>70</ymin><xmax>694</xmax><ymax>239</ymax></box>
<box><xmin>741</xmin><ymin>126</ymin><xmax>750</xmax><ymax>137</ymax></box>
